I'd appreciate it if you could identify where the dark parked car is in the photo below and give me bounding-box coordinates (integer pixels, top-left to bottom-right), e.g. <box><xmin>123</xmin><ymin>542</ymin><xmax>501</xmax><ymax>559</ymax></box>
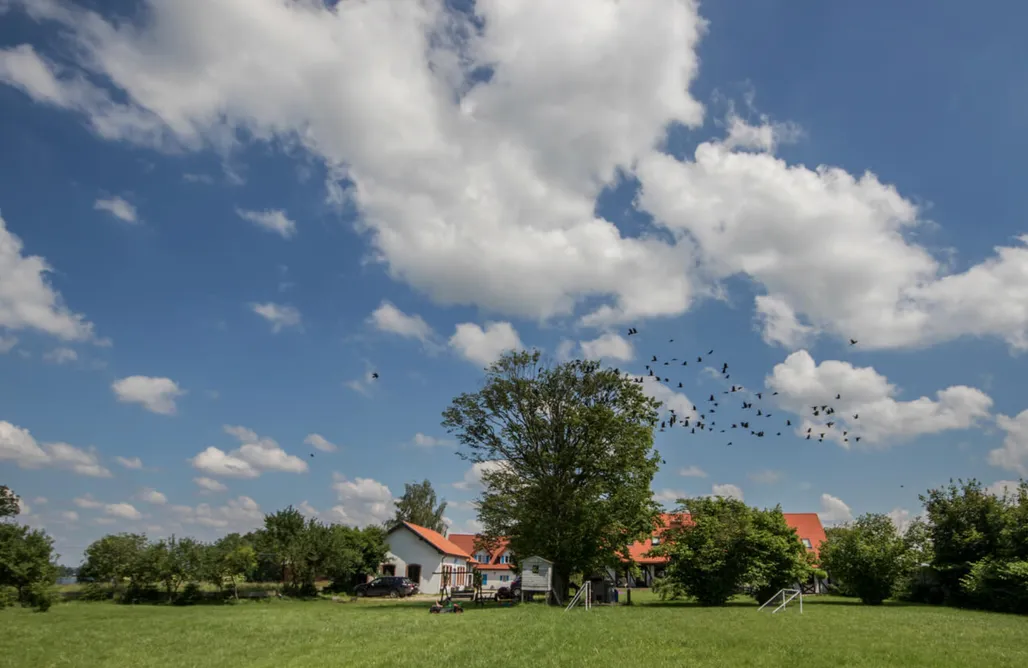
<box><xmin>355</xmin><ymin>576</ymin><xmax>417</xmax><ymax>598</ymax></box>
<box><xmin>496</xmin><ymin>577</ymin><xmax>521</xmax><ymax>599</ymax></box>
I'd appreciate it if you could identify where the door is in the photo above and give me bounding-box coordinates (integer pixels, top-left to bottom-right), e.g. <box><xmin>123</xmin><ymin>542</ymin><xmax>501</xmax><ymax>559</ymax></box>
<box><xmin>406</xmin><ymin>564</ymin><xmax>422</xmax><ymax>587</ymax></box>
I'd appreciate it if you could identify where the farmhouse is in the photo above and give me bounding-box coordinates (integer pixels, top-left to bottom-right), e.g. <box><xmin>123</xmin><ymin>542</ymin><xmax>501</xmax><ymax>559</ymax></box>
<box><xmin>619</xmin><ymin>512</ymin><xmax>829</xmax><ymax>592</ymax></box>
<box><xmin>382</xmin><ymin>522</ymin><xmax>473</xmax><ymax>594</ymax></box>
<box><xmin>449</xmin><ymin>534</ymin><xmax>516</xmax><ymax>590</ymax></box>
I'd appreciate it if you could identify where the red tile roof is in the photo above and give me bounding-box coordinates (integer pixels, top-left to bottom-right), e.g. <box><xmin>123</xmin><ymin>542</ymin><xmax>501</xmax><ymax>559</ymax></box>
<box><xmin>396</xmin><ymin>522</ymin><xmax>471</xmax><ymax>558</ymax></box>
<box><xmin>625</xmin><ymin>513</ymin><xmax>827</xmax><ymax>564</ymax></box>
<box><xmin>448</xmin><ymin>533</ymin><xmax>513</xmax><ymax>569</ymax></box>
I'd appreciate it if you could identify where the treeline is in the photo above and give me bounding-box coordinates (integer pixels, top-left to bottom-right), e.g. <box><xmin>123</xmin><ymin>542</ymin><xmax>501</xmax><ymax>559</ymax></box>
<box><xmin>77</xmin><ymin>505</ymin><xmax>388</xmax><ymax>603</ymax></box>
<box><xmin>821</xmin><ymin>479</ymin><xmax>1028</xmax><ymax>614</ymax></box>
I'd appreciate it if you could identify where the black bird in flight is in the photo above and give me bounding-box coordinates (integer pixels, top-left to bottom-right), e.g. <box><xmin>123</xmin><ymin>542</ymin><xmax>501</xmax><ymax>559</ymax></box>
<box><xmin>652</xmin><ymin>355</ymin><xmax>657</xmax><ymax>362</ymax></box>
<box><xmin>786</xmin><ymin>419</ymin><xmax>792</xmax><ymax>426</ymax></box>
<box><xmin>707</xmin><ymin>350</ymin><xmax>714</xmax><ymax>355</ymax></box>
<box><xmin>853</xmin><ymin>414</ymin><xmax>859</xmax><ymax>419</ymax></box>
<box><xmin>836</xmin><ymin>394</ymin><xmax>841</xmax><ymax>400</ymax></box>
<box><xmin>371</xmin><ymin>372</ymin><xmax>379</xmax><ymax>379</ymax></box>
<box><xmin>849</xmin><ymin>339</ymin><xmax>858</xmax><ymax>345</ymax></box>
<box><xmin>627</xmin><ymin>327</ymin><xmax>638</xmax><ymax>335</ymax></box>
<box><xmin>756</xmin><ymin>393</ymin><xmax>763</xmax><ymax>400</ymax></box>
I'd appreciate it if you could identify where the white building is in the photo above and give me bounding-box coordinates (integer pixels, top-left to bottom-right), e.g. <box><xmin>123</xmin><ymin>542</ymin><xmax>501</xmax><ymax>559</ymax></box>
<box><xmin>382</xmin><ymin>522</ymin><xmax>473</xmax><ymax>594</ymax></box>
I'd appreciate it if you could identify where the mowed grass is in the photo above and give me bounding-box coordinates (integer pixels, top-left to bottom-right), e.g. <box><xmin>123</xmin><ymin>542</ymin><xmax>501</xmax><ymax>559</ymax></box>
<box><xmin>3</xmin><ymin>593</ymin><xmax>1027</xmax><ymax>668</ymax></box>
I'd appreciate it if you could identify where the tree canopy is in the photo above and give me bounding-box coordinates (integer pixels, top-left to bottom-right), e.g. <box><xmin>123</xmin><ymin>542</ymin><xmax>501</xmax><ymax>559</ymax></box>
<box><xmin>442</xmin><ymin>350</ymin><xmax>662</xmax><ymax>593</ymax></box>
<box><xmin>393</xmin><ymin>480</ymin><xmax>447</xmax><ymax>534</ymax></box>
<box><xmin>654</xmin><ymin>496</ymin><xmax>814</xmax><ymax>606</ymax></box>
<box><xmin>0</xmin><ymin>485</ymin><xmax>19</xmax><ymax>519</ymax></box>
<box><xmin>819</xmin><ymin>513</ymin><xmax>907</xmax><ymax>605</ymax></box>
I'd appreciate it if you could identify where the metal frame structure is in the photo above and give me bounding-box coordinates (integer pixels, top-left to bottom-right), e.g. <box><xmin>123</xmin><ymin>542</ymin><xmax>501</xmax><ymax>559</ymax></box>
<box><xmin>758</xmin><ymin>587</ymin><xmax>803</xmax><ymax>614</ymax></box>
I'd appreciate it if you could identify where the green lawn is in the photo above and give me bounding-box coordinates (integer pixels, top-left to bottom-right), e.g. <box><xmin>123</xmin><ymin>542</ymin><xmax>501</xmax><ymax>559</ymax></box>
<box><xmin>3</xmin><ymin>593</ymin><xmax>1026</xmax><ymax>668</ymax></box>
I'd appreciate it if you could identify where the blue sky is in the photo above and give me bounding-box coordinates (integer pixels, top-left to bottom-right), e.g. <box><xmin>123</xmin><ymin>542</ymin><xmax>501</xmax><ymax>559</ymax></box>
<box><xmin>1</xmin><ymin>0</ymin><xmax>1026</xmax><ymax>565</ymax></box>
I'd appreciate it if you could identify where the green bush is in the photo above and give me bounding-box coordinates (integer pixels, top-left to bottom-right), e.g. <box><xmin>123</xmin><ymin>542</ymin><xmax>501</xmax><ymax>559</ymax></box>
<box><xmin>22</xmin><ymin>582</ymin><xmax>56</xmax><ymax>612</ymax></box>
<box><xmin>650</xmin><ymin>577</ymin><xmax>686</xmax><ymax>601</ymax></box>
<box><xmin>0</xmin><ymin>585</ymin><xmax>17</xmax><ymax>609</ymax></box>
<box><xmin>79</xmin><ymin>582</ymin><xmax>114</xmax><ymax>602</ymax></box>
<box><xmin>119</xmin><ymin>583</ymin><xmax>162</xmax><ymax>605</ymax></box>
<box><xmin>175</xmin><ymin>582</ymin><xmax>204</xmax><ymax>605</ymax></box>
<box><xmin>960</xmin><ymin>558</ymin><xmax>1028</xmax><ymax>615</ymax></box>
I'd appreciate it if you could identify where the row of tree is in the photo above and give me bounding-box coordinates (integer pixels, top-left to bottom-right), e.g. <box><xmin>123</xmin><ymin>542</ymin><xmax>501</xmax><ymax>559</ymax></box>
<box><xmin>78</xmin><ymin>506</ymin><xmax>389</xmax><ymax>602</ymax></box>
<box><xmin>821</xmin><ymin>479</ymin><xmax>1028</xmax><ymax>613</ymax></box>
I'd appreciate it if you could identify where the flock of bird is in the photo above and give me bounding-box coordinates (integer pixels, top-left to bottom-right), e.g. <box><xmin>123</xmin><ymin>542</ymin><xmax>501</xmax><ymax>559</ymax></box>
<box><xmin>308</xmin><ymin>330</ymin><xmax>861</xmax><ymax>456</ymax></box>
<box><xmin>625</xmin><ymin>327</ymin><xmax>863</xmax><ymax>447</ymax></box>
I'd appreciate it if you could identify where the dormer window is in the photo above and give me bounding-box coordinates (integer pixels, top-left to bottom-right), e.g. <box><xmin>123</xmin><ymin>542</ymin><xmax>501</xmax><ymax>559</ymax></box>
<box><xmin>475</xmin><ymin>551</ymin><xmax>490</xmax><ymax>563</ymax></box>
<box><xmin>500</xmin><ymin>553</ymin><xmax>513</xmax><ymax>564</ymax></box>
<box><xmin>802</xmin><ymin>538</ymin><xmax>812</xmax><ymax>550</ymax></box>
<box><xmin>651</xmin><ymin>536</ymin><xmax>661</xmax><ymax>546</ymax></box>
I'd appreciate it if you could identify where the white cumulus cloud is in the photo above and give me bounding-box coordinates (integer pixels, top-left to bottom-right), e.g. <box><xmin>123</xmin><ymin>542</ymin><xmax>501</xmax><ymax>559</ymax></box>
<box><xmin>767</xmin><ymin>350</ymin><xmax>992</xmax><ymax>447</ymax></box>
<box><xmin>368</xmin><ymin>301</ymin><xmax>434</xmax><ymax>342</ymax></box>
<box><xmin>991</xmin><ymin>410</ymin><xmax>1028</xmax><ymax>477</ymax></box>
<box><xmin>711</xmin><ymin>483</ymin><xmax>744</xmax><ymax>501</ymax></box>
<box><xmin>818</xmin><ymin>493</ymin><xmax>854</xmax><ymax>526</ymax></box>
<box><xmin>193</xmin><ymin>476</ymin><xmax>228</xmax><ymax>492</ymax></box>
<box><xmin>189</xmin><ymin>424</ymin><xmax>307</xmax><ymax>479</ymax></box>
<box><xmin>251</xmin><ymin>302</ymin><xmax>302</xmax><ymax>333</ymax></box>
<box><xmin>236</xmin><ymin>208</ymin><xmax>297</xmax><ymax>238</ymax></box>
<box><xmin>0</xmin><ymin>211</ymin><xmax>98</xmax><ymax>342</ymax></box>
<box><xmin>578</xmin><ymin>332</ymin><xmax>634</xmax><ymax>362</ymax></box>
<box><xmin>304</xmin><ymin>433</ymin><xmax>338</xmax><ymax>453</ymax></box>
<box><xmin>94</xmin><ymin>196</ymin><xmax>138</xmax><ymax>223</ymax></box>
<box><xmin>114</xmin><ymin>456</ymin><xmax>143</xmax><ymax>469</ymax></box>
<box><xmin>0</xmin><ymin>420</ymin><xmax>112</xmax><ymax>477</ymax></box>
<box><xmin>112</xmin><ymin>375</ymin><xmax>185</xmax><ymax>415</ymax></box>
<box><xmin>329</xmin><ymin>473</ymin><xmax>394</xmax><ymax>528</ymax></box>
<box><xmin>449</xmin><ymin>322</ymin><xmax>523</xmax><ymax>366</ymax></box>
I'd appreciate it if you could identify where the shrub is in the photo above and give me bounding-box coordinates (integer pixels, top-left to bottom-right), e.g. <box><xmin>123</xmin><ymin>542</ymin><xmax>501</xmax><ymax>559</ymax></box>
<box><xmin>960</xmin><ymin>558</ymin><xmax>1028</xmax><ymax>615</ymax></box>
<box><xmin>79</xmin><ymin>582</ymin><xmax>114</xmax><ymax>602</ymax></box>
<box><xmin>0</xmin><ymin>585</ymin><xmax>17</xmax><ymax>609</ymax></box>
<box><xmin>651</xmin><ymin>577</ymin><xmax>686</xmax><ymax>601</ymax></box>
<box><xmin>119</xmin><ymin>583</ymin><xmax>162</xmax><ymax>604</ymax></box>
<box><xmin>22</xmin><ymin>582</ymin><xmax>56</xmax><ymax>612</ymax></box>
<box><xmin>175</xmin><ymin>582</ymin><xmax>204</xmax><ymax>605</ymax></box>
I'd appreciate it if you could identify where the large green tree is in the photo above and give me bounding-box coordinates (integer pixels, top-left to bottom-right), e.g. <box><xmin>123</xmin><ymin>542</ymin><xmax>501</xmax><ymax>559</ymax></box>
<box><xmin>442</xmin><ymin>350</ymin><xmax>662</xmax><ymax>598</ymax></box>
<box><xmin>0</xmin><ymin>522</ymin><xmax>58</xmax><ymax>611</ymax></box>
<box><xmin>0</xmin><ymin>485</ymin><xmax>19</xmax><ymax>519</ymax></box>
<box><xmin>819</xmin><ymin>513</ymin><xmax>907</xmax><ymax>605</ymax></box>
<box><xmin>393</xmin><ymin>480</ymin><xmax>447</xmax><ymax>534</ymax></box>
<box><xmin>919</xmin><ymin>479</ymin><xmax>1009</xmax><ymax>603</ymax></box>
<box><xmin>79</xmin><ymin>533</ymin><xmax>149</xmax><ymax>588</ymax></box>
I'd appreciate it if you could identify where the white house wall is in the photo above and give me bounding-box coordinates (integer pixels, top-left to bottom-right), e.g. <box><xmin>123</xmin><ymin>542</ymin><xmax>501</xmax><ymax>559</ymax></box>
<box><xmin>384</xmin><ymin>528</ymin><xmax>471</xmax><ymax>594</ymax></box>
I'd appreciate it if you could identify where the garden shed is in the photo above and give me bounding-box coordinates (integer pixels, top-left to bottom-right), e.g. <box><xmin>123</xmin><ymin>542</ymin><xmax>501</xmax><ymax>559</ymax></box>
<box><xmin>519</xmin><ymin>555</ymin><xmax>564</xmax><ymax>605</ymax></box>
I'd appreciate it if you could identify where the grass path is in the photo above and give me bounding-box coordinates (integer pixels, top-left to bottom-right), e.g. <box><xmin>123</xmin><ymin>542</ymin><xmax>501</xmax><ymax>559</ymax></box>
<box><xmin>3</xmin><ymin>594</ymin><xmax>1026</xmax><ymax>668</ymax></box>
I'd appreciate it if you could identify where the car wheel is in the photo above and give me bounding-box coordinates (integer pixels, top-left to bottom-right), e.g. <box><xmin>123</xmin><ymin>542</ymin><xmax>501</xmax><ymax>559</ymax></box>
<box><xmin>389</xmin><ymin>590</ymin><xmax>399</xmax><ymax>598</ymax></box>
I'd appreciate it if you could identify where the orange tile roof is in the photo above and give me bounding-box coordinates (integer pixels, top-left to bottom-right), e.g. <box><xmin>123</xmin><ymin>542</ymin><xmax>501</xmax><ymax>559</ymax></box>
<box><xmin>398</xmin><ymin>522</ymin><xmax>471</xmax><ymax>558</ymax></box>
<box><xmin>625</xmin><ymin>512</ymin><xmax>827</xmax><ymax>564</ymax></box>
<box><xmin>448</xmin><ymin>533</ymin><xmax>512</xmax><ymax>569</ymax></box>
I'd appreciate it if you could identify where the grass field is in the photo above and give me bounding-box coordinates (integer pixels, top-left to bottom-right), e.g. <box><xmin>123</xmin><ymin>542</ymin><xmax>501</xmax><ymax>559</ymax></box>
<box><xmin>3</xmin><ymin>592</ymin><xmax>1027</xmax><ymax>668</ymax></box>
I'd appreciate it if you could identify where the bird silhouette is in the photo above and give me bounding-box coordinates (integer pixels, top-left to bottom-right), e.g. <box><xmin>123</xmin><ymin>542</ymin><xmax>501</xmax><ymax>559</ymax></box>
<box><xmin>849</xmin><ymin>339</ymin><xmax>858</xmax><ymax>346</ymax></box>
<box><xmin>371</xmin><ymin>372</ymin><xmax>379</xmax><ymax>379</ymax></box>
<box><xmin>627</xmin><ymin>327</ymin><xmax>638</xmax><ymax>336</ymax></box>
<box><xmin>835</xmin><ymin>394</ymin><xmax>841</xmax><ymax>400</ymax></box>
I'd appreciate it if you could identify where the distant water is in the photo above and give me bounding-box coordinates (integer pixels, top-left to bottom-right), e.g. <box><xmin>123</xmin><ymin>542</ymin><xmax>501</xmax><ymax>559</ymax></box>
<box><xmin>56</xmin><ymin>577</ymin><xmax>77</xmax><ymax>585</ymax></box>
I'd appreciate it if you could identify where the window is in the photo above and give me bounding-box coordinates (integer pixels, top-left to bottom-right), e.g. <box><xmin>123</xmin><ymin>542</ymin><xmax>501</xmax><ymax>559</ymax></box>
<box><xmin>802</xmin><ymin>538</ymin><xmax>813</xmax><ymax>550</ymax></box>
<box><xmin>482</xmin><ymin>573</ymin><xmax>488</xmax><ymax>585</ymax></box>
<box><xmin>531</xmin><ymin>564</ymin><xmax>540</xmax><ymax>574</ymax></box>
<box><xmin>500</xmin><ymin>553</ymin><xmax>513</xmax><ymax>564</ymax></box>
<box><xmin>475</xmin><ymin>551</ymin><xmax>490</xmax><ymax>563</ymax></box>
<box><xmin>651</xmin><ymin>536</ymin><xmax>661</xmax><ymax>545</ymax></box>
<box><xmin>500</xmin><ymin>575</ymin><xmax>510</xmax><ymax>582</ymax></box>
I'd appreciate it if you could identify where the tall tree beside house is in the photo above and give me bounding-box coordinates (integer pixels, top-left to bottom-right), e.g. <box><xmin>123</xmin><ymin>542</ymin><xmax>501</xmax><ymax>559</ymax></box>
<box><xmin>819</xmin><ymin>513</ymin><xmax>908</xmax><ymax>605</ymax></box>
<box><xmin>442</xmin><ymin>350</ymin><xmax>662</xmax><ymax>599</ymax></box>
<box><xmin>919</xmin><ymin>478</ymin><xmax>1009</xmax><ymax>605</ymax></box>
<box><xmin>393</xmin><ymin>480</ymin><xmax>448</xmax><ymax>534</ymax></box>
<box><xmin>0</xmin><ymin>485</ymin><xmax>19</xmax><ymax>519</ymax></box>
